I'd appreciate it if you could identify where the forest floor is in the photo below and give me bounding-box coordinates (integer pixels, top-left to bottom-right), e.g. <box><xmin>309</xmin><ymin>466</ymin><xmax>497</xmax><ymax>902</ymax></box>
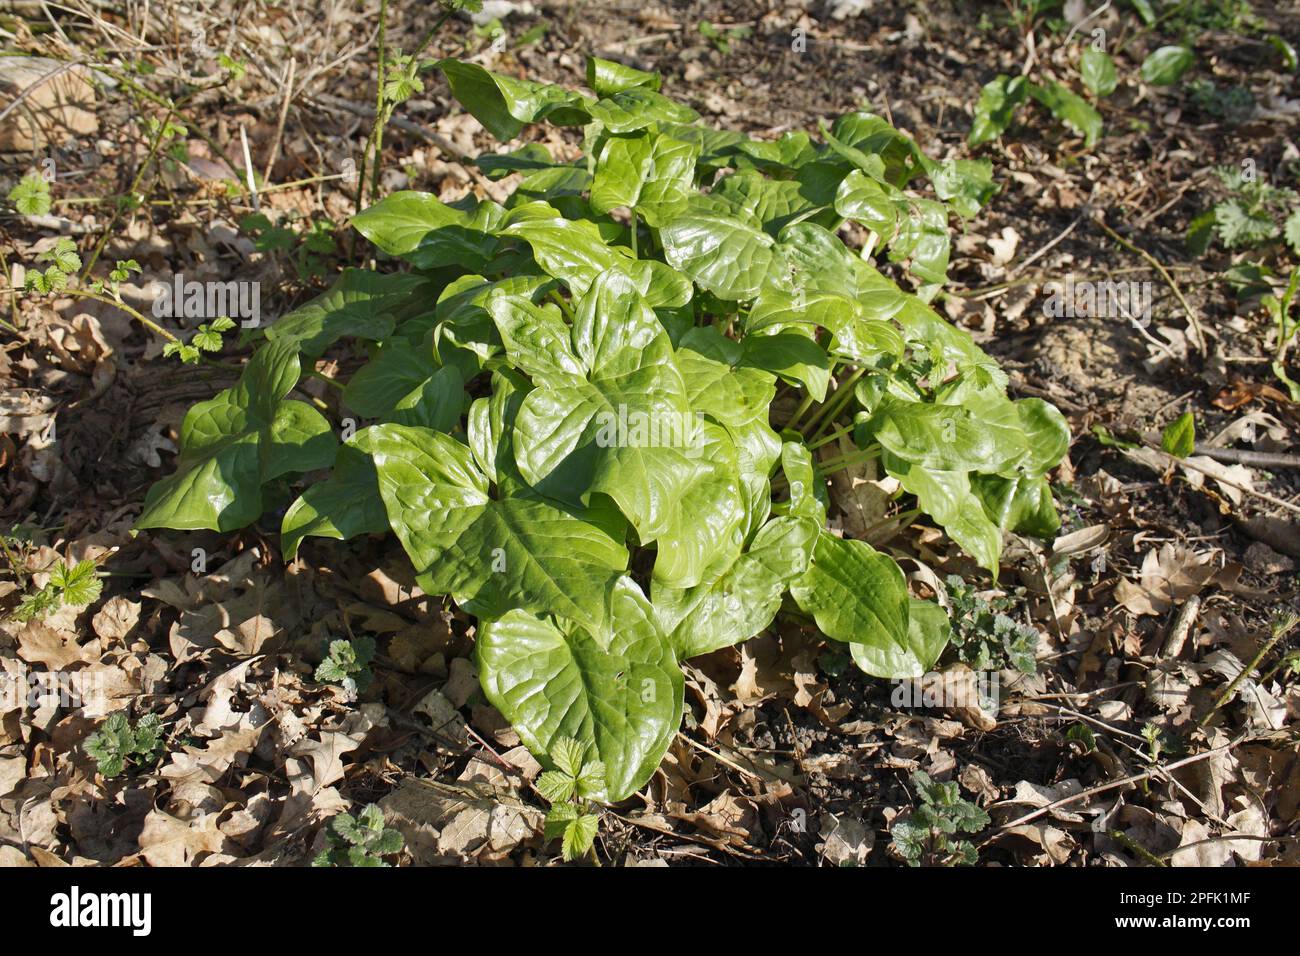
<box><xmin>1</xmin><ymin>0</ymin><xmax>1298</xmax><ymax>866</ymax></box>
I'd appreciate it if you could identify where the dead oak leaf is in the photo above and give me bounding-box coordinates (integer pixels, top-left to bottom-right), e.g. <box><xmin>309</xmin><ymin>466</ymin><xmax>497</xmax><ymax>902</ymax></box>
<box><xmin>138</xmin><ymin>809</ymin><xmax>234</xmax><ymax>866</ymax></box>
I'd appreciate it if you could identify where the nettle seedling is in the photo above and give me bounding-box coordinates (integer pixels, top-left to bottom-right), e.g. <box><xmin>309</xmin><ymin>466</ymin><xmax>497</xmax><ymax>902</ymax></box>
<box><xmin>315</xmin><ymin>636</ymin><xmax>376</xmax><ymax>695</ymax></box>
<box><xmin>313</xmin><ymin>804</ymin><xmax>405</xmax><ymax>867</ymax></box>
<box><xmin>85</xmin><ymin>713</ymin><xmax>164</xmax><ymax>778</ymax></box>
<box><xmin>890</xmin><ymin>771</ymin><xmax>989</xmax><ymax>867</ymax></box>
<box><xmin>944</xmin><ymin>574</ymin><xmax>1041</xmax><ymax>674</ymax></box>
<box><xmin>136</xmin><ymin>57</ymin><xmax>1069</xmax><ymax>807</ymax></box>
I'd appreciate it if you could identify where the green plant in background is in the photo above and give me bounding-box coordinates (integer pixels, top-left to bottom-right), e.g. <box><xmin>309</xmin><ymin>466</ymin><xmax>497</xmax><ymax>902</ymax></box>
<box><xmin>970</xmin><ymin>71</ymin><xmax>1103</xmax><ymax>148</ymax></box>
<box><xmin>7</xmin><ymin>171</ymin><xmax>52</xmax><ymax>217</ymax></box>
<box><xmin>944</xmin><ymin>575</ymin><xmax>1041</xmax><ymax>674</ymax></box>
<box><xmin>890</xmin><ymin>771</ymin><xmax>989</xmax><ymax>866</ymax></box>
<box><xmin>11</xmin><ymin>558</ymin><xmax>102</xmax><ymax>622</ymax></box>
<box><xmin>537</xmin><ymin>736</ymin><xmax>605</xmax><ymax>862</ymax></box>
<box><xmin>698</xmin><ymin>20</ymin><xmax>752</xmax><ymax>55</ymax></box>
<box><xmin>1186</xmin><ymin>166</ymin><xmax>1300</xmax><ymax>397</ymax></box>
<box><xmin>315</xmin><ymin>636</ymin><xmax>376</xmax><ymax>694</ymax></box>
<box><xmin>1263</xmin><ymin>267</ymin><xmax>1300</xmax><ymax>399</ymax></box>
<box><xmin>312</xmin><ymin>805</ymin><xmax>404</xmax><ymax>867</ymax></box>
<box><xmin>240</xmin><ymin>212</ymin><xmax>338</xmax><ymax>281</ymax></box>
<box><xmin>1139</xmin><ymin>44</ymin><xmax>1195</xmax><ymax>85</ymax></box>
<box><xmin>136</xmin><ymin>55</ymin><xmax>1070</xmax><ymax>807</ymax></box>
<box><xmin>1187</xmin><ymin>165</ymin><xmax>1299</xmax><ymax>255</ymax></box>
<box><xmin>22</xmin><ymin>238</ymin><xmax>81</xmax><ymax>294</ymax></box>
<box><xmin>85</xmin><ymin>713</ymin><xmax>164</xmax><ymax>778</ymax></box>
<box><xmin>1186</xmin><ymin>77</ymin><xmax>1254</xmax><ymax>123</ymax></box>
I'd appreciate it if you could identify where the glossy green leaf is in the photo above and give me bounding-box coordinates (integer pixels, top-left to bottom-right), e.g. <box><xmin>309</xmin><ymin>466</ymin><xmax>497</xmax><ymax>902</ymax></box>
<box><xmin>655</xmin><ymin>515</ymin><xmax>817</xmax><ymax>658</ymax></box>
<box><xmin>1161</xmin><ymin>411</ymin><xmax>1195</xmax><ymax>459</ymax></box>
<box><xmin>354</xmin><ymin>423</ymin><xmax>628</xmax><ymax>635</ymax></box>
<box><xmin>1141</xmin><ymin>46</ymin><xmax>1194</xmax><ymax>86</ymax></box>
<box><xmin>848</xmin><ymin>598</ymin><xmax>951</xmax><ymax>680</ymax></box>
<box><xmin>265</xmin><ymin>269</ymin><xmax>425</xmax><ymax>357</ymax></box>
<box><xmin>791</xmin><ymin>532</ymin><xmax>912</xmax><ymax>664</ymax></box>
<box><xmin>476</xmin><ymin>577</ymin><xmax>683</xmax><ymax>802</ymax></box>
<box><xmin>437</xmin><ymin>59</ymin><xmax>592</xmax><ymax>140</ymax></box>
<box><xmin>585</xmin><ymin>56</ymin><xmax>661</xmax><ymax>97</ymax></box>
<box><xmin>1027</xmin><ymin>81</ymin><xmax>1103</xmax><ymax>147</ymax></box>
<box><xmin>281</xmin><ymin>443</ymin><xmax>388</xmax><ymax>558</ymax></box>
<box><xmin>660</xmin><ymin>212</ymin><xmax>776</xmax><ymax>301</ymax></box>
<box><xmin>138</xmin><ymin>342</ymin><xmax>337</xmax><ymax>531</ymax></box>
<box><xmin>969</xmin><ymin>74</ymin><xmax>1028</xmax><ymax>146</ymax></box>
<box><xmin>351</xmin><ymin>191</ymin><xmax>507</xmax><ymax>269</ymax></box>
<box><xmin>883</xmin><ymin>452</ymin><xmax>1003</xmax><ymax>573</ymax></box>
<box><xmin>1080</xmin><ymin>48</ymin><xmax>1119</xmax><ymax>97</ymax></box>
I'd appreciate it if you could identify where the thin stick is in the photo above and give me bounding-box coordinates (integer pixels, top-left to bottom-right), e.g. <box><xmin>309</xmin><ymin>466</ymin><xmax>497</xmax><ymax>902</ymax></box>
<box><xmin>994</xmin><ymin>733</ymin><xmax>1258</xmax><ymax>831</ymax></box>
<box><xmin>1095</xmin><ymin>214</ymin><xmax>1207</xmax><ymax>354</ymax></box>
<box><xmin>262</xmin><ymin>58</ymin><xmax>296</xmax><ymax>185</ymax></box>
<box><xmin>239</xmin><ymin>124</ymin><xmax>259</xmax><ymax>211</ymax></box>
<box><xmin>1153</xmin><ymin>443</ymin><xmax>1300</xmax><ymax>517</ymax></box>
<box><xmin>1197</xmin><ymin>615</ymin><xmax>1297</xmax><ymax>729</ymax></box>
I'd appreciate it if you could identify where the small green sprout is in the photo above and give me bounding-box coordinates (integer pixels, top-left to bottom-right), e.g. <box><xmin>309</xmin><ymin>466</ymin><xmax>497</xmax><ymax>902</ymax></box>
<box><xmin>315</xmin><ymin>636</ymin><xmax>376</xmax><ymax>694</ymax></box>
<box><xmin>890</xmin><ymin>771</ymin><xmax>989</xmax><ymax>867</ymax></box>
<box><xmin>313</xmin><ymin>805</ymin><xmax>404</xmax><ymax>867</ymax></box>
<box><xmin>538</xmin><ymin>736</ymin><xmax>605</xmax><ymax>862</ymax></box>
<box><xmin>85</xmin><ymin>713</ymin><xmax>164</xmax><ymax>778</ymax></box>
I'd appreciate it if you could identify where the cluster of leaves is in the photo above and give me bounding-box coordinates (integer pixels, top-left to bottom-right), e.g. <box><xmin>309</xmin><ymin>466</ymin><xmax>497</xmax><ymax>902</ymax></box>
<box><xmin>85</xmin><ymin>713</ymin><xmax>164</xmax><ymax>778</ymax></box>
<box><xmin>536</xmin><ymin>737</ymin><xmax>604</xmax><ymax>862</ymax></box>
<box><xmin>137</xmin><ymin>57</ymin><xmax>1069</xmax><ymax>805</ymax></box>
<box><xmin>22</xmin><ymin>238</ymin><xmax>81</xmax><ymax>294</ymax></box>
<box><xmin>971</xmin><ymin>71</ymin><xmax>1103</xmax><ymax>149</ymax></box>
<box><xmin>241</xmin><ymin>212</ymin><xmax>338</xmax><ymax>282</ymax></box>
<box><xmin>890</xmin><ymin>771</ymin><xmax>989</xmax><ymax>867</ymax></box>
<box><xmin>315</xmin><ymin>636</ymin><xmax>376</xmax><ymax>695</ymax></box>
<box><xmin>163</xmin><ymin>316</ymin><xmax>238</xmax><ymax>365</ymax></box>
<box><xmin>697</xmin><ymin>20</ymin><xmax>751</xmax><ymax>56</ymax></box>
<box><xmin>11</xmin><ymin>558</ymin><xmax>102</xmax><ymax>622</ymax></box>
<box><xmin>7</xmin><ymin>170</ymin><xmax>52</xmax><ymax>217</ymax></box>
<box><xmin>1186</xmin><ymin>167</ymin><xmax>1300</xmax><ymax>397</ymax></box>
<box><xmin>1187</xmin><ymin>165</ymin><xmax>1300</xmax><ymax>256</ymax></box>
<box><xmin>943</xmin><ymin>574</ymin><xmax>1040</xmax><ymax>674</ymax></box>
<box><xmin>970</xmin><ymin>36</ymin><xmax>1199</xmax><ymax>149</ymax></box>
<box><xmin>312</xmin><ymin>805</ymin><xmax>404</xmax><ymax>867</ymax></box>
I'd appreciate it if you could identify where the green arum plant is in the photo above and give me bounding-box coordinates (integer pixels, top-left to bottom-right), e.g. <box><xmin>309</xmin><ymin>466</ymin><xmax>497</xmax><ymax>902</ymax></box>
<box><xmin>135</xmin><ymin>57</ymin><xmax>1070</xmax><ymax>805</ymax></box>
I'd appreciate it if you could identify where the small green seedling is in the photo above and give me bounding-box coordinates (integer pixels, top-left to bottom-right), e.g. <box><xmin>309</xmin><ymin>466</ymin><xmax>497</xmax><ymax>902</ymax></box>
<box><xmin>537</xmin><ymin>736</ymin><xmax>605</xmax><ymax>862</ymax></box>
<box><xmin>315</xmin><ymin>636</ymin><xmax>376</xmax><ymax>694</ymax></box>
<box><xmin>698</xmin><ymin>20</ymin><xmax>751</xmax><ymax>55</ymax></box>
<box><xmin>890</xmin><ymin>771</ymin><xmax>989</xmax><ymax>867</ymax></box>
<box><xmin>313</xmin><ymin>804</ymin><xmax>404</xmax><ymax>867</ymax></box>
<box><xmin>12</xmin><ymin>558</ymin><xmax>102</xmax><ymax>622</ymax></box>
<box><xmin>23</xmin><ymin>238</ymin><xmax>81</xmax><ymax>294</ymax></box>
<box><xmin>945</xmin><ymin>575</ymin><xmax>1040</xmax><ymax>674</ymax></box>
<box><xmin>85</xmin><ymin>713</ymin><xmax>164</xmax><ymax>778</ymax></box>
<box><xmin>7</xmin><ymin>171</ymin><xmax>51</xmax><ymax>216</ymax></box>
<box><xmin>164</xmin><ymin>316</ymin><xmax>237</xmax><ymax>365</ymax></box>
